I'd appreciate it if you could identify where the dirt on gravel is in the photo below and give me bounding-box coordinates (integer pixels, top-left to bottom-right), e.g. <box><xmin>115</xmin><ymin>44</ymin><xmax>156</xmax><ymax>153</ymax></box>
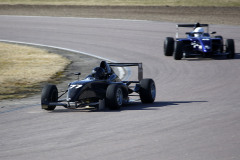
<box><xmin>26</xmin><ymin>45</ymin><xmax>103</xmax><ymax>93</ymax></box>
<box><xmin>0</xmin><ymin>42</ymin><xmax>103</xmax><ymax>100</ymax></box>
<box><xmin>0</xmin><ymin>5</ymin><xmax>239</xmax><ymax>25</ymax></box>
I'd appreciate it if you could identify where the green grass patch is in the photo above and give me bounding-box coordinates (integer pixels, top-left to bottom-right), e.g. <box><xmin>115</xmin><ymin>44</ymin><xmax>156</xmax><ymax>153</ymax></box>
<box><xmin>0</xmin><ymin>42</ymin><xmax>71</xmax><ymax>100</ymax></box>
<box><xmin>0</xmin><ymin>0</ymin><xmax>239</xmax><ymax>7</ymax></box>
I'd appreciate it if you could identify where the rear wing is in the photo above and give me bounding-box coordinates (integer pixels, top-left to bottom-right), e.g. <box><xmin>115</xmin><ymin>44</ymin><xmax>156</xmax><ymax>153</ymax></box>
<box><xmin>108</xmin><ymin>63</ymin><xmax>143</xmax><ymax>81</ymax></box>
<box><xmin>176</xmin><ymin>23</ymin><xmax>209</xmax><ymax>38</ymax></box>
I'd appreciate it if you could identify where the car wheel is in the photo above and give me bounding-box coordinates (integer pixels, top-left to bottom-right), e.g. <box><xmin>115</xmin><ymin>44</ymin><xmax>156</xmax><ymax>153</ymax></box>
<box><xmin>174</xmin><ymin>41</ymin><xmax>183</xmax><ymax>60</ymax></box>
<box><xmin>164</xmin><ymin>37</ymin><xmax>174</xmax><ymax>56</ymax></box>
<box><xmin>226</xmin><ymin>39</ymin><xmax>235</xmax><ymax>59</ymax></box>
<box><xmin>106</xmin><ymin>84</ymin><xmax>123</xmax><ymax>110</ymax></box>
<box><xmin>139</xmin><ymin>79</ymin><xmax>156</xmax><ymax>103</ymax></box>
<box><xmin>41</xmin><ymin>84</ymin><xmax>58</xmax><ymax>110</ymax></box>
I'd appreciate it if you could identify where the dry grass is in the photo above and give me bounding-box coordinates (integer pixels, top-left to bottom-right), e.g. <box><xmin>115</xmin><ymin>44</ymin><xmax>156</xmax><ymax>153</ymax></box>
<box><xmin>0</xmin><ymin>42</ymin><xmax>70</xmax><ymax>100</ymax></box>
<box><xmin>0</xmin><ymin>5</ymin><xmax>239</xmax><ymax>25</ymax></box>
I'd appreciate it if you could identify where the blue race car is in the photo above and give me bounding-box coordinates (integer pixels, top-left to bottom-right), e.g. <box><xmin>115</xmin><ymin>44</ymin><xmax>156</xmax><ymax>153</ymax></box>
<box><xmin>164</xmin><ymin>23</ymin><xmax>235</xmax><ymax>60</ymax></box>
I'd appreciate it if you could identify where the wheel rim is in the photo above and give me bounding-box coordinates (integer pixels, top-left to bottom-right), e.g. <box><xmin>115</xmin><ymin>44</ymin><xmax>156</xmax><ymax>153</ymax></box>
<box><xmin>151</xmin><ymin>83</ymin><xmax>156</xmax><ymax>99</ymax></box>
<box><xmin>116</xmin><ymin>88</ymin><xmax>123</xmax><ymax>106</ymax></box>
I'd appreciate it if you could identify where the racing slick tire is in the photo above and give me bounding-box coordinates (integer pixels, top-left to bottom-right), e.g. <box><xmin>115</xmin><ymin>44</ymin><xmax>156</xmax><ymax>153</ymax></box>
<box><xmin>226</xmin><ymin>39</ymin><xmax>235</xmax><ymax>59</ymax></box>
<box><xmin>139</xmin><ymin>79</ymin><xmax>156</xmax><ymax>103</ymax></box>
<box><xmin>106</xmin><ymin>84</ymin><xmax>124</xmax><ymax>110</ymax></box>
<box><xmin>164</xmin><ymin>37</ymin><xmax>174</xmax><ymax>56</ymax></box>
<box><xmin>41</xmin><ymin>84</ymin><xmax>58</xmax><ymax>110</ymax></box>
<box><xmin>174</xmin><ymin>41</ymin><xmax>183</xmax><ymax>60</ymax></box>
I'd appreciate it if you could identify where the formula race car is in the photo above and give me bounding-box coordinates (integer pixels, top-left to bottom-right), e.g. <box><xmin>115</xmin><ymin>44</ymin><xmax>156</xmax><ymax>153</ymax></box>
<box><xmin>164</xmin><ymin>23</ymin><xmax>235</xmax><ymax>60</ymax></box>
<box><xmin>41</xmin><ymin>61</ymin><xmax>156</xmax><ymax>111</ymax></box>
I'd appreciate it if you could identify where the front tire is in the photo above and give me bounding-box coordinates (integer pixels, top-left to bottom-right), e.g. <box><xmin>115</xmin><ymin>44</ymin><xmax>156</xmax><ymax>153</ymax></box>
<box><xmin>226</xmin><ymin>39</ymin><xmax>235</xmax><ymax>59</ymax></box>
<box><xmin>174</xmin><ymin>41</ymin><xmax>183</xmax><ymax>60</ymax></box>
<box><xmin>139</xmin><ymin>79</ymin><xmax>156</xmax><ymax>103</ymax></box>
<box><xmin>106</xmin><ymin>84</ymin><xmax>124</xmax><ymax>110</ymax></box>
<box><xmin>41</xmin><ymin>84</ymin><xmax>58</xmax><ymax>110</ymax></box>
<box><xmin>164</xmin><ymin>37</ymin><xmax>174</xmax><ymax>56</ymax></box>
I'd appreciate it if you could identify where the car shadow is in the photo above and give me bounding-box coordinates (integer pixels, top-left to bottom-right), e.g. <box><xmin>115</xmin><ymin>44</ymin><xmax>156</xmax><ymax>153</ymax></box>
<box><xmin>50</xmin><ymin>100</ymin><xmax>207</xmax><ymax>113</ymax></box>
<box><xmin>212</xmin><ymin>53</ymin><xmax>240</xmax><ymax>60</ymax></box>
<box><xmin>120</xmin><ymin>100</ymin><xmax>207</xmax><ymax>111</ymax></box>
<box><xmin>185</xmin><ymin>53</ymin><xmax>240</xmax><ymax>61</ymax></box>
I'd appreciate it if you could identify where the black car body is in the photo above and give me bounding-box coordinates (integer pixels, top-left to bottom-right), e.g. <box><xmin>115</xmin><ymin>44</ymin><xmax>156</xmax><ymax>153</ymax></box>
<box><xmin>164</xmin><ymin>23</ymin><xmax>235</xmax><ymax>60</ymax></box>
<box><xmin>41</xmin><ymin>61</ymin><xmax>156</xmax><ymax>110</ymax></box>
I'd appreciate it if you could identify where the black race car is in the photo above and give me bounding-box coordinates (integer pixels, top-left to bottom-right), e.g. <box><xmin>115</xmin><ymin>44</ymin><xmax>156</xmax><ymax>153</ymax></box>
<box><xmin>164</xmin><ymin>23</ymin><xmax>235</xmax><ymax>60</ymax></box>
<box><xmin>41</xmin><ymin>61</ymin><xmax>156</xmax><ymax>110</ymax></box>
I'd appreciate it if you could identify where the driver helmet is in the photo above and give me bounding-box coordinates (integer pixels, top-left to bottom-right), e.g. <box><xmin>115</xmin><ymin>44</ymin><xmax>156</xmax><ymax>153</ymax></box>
<box><xmin>193</xmin><ymin>27</ymin><xmax>204</xmax><ymax>37</ymax></box>
<box><xmin>92</xmin><ymin>67</ymin><xmax>105</xmax><ymax>79</ymax></box>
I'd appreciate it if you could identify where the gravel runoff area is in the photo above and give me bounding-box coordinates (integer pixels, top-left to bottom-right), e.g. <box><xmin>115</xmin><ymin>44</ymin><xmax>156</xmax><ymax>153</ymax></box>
<box><xmin>0</xmin><ymin>5</ymin><xmax>239</xmax><ymax>25</ymax></box>
<box><xmin>0</xmin><ymin>42</ymin><xmax>124</xmax><ymax>100</ymax></box>
<box><xmin>22</xmin><ymin>45</ymin><xmax>104</xmax><ymax>93</ymax></box>
<box><xmin>0</xmin><ymin>42</ymin><xmax>103</xmax><ymax>100</ymax></box>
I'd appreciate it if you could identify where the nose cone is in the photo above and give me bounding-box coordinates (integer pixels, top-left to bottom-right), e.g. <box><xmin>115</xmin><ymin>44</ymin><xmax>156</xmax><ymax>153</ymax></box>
<box><xmin>202</xmin><ymin>39</ymin><xmax>212</xmax><ymax>52</ymax></box>
<box><xmin>67</xmin><ymin>82</ymin><xmax>84</xmax><ymax>102</ymax></box>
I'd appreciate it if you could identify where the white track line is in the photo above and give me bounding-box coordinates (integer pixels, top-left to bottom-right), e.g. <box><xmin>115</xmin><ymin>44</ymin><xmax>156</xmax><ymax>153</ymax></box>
<box><xmin>0</xmin><ymin>39</ymin><xmax>130</xmax><ymax>80</ymax></box>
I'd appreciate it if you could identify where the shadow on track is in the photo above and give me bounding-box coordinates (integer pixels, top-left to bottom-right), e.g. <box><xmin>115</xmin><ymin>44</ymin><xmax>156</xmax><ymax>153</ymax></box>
<box><xmin>123</xmin><ymin>100</ymin><xmax>208</xmax><ymax>111</ymax></box>
<box><xmin>185</xmin><ymin>53</ymin><xmax>240</xmax><ymax>61</ymax></box>
<box><xmin>50</xmin><ymin>100</ymin><xmax>207</xmax><ymax>113</ymax></box>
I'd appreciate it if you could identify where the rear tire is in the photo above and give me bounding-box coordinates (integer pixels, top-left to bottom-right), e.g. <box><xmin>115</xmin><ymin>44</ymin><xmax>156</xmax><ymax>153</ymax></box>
<box><xmin>226</xmin><ymin>39</ymin><xmax>235</xmax><ymax>59</ymax></box>
<box><xmin>106</xmin><ymin>84</ymin><xmax>124</xmax><ymax>110</ymax></box>
<box><xmin>139</xmin><ymin>79</ymin><xmax>156</xmax><ymax>103</ymax></box>
<box><xmin>174</xmin><ymin>41</ymin><xmax>183</xmax><ymax>60</ymax></box>
<box><xmin>41</xmin><ymin>84</ymin><xmax>58</xmax><ymax>110</ymax></box>
<box><xmin>164</xmin><ymin>37</ymin><xmax>174</xmax><ymax>56</ymax></box>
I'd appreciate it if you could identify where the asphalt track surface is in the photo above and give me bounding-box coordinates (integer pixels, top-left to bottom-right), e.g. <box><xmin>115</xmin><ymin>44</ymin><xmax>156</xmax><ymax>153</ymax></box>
<box><xmin>0</xmin><ymin>16</ymin><xmax>240</xmax><ymax>160</ymax></box>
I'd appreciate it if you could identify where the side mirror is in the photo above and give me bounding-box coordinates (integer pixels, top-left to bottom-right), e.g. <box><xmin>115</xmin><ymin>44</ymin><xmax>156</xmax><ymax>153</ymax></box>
<box><xmin>211</xmin><ymin>31</ymin><xmax>216</xmax><ymax>34</ymax></box>
<box><xmin>74</xmin><ymin>72</ymin><xmax>81</xmax><ymax>80</ymax></box>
